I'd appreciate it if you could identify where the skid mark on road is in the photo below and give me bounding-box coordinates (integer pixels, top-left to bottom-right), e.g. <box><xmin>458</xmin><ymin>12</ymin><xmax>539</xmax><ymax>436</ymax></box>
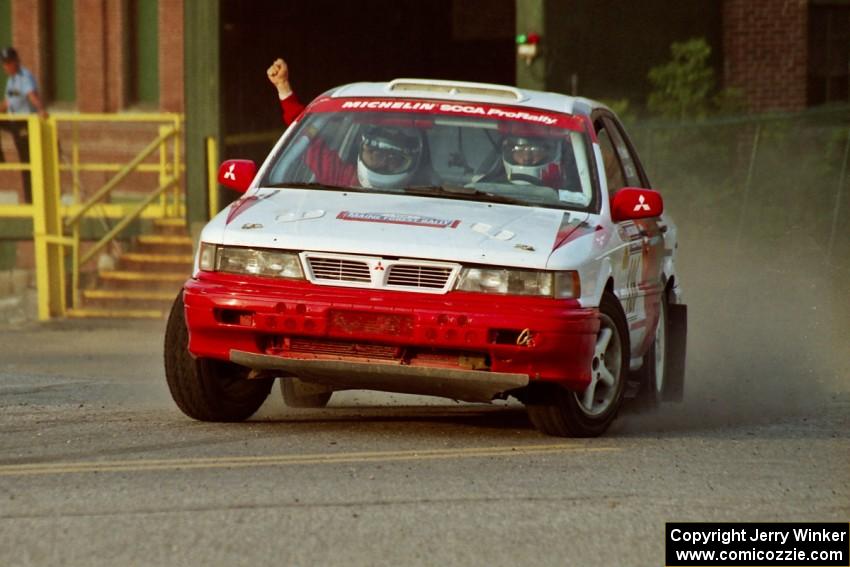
<box><xmin>0</xmin><ymin>443</ymin><xmax>618</xmax><ymax>477</ymax></box>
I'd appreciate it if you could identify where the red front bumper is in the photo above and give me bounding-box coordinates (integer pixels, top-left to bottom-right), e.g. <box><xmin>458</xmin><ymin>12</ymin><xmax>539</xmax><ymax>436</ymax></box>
<box><xmin>183</xmin><ymin>272</ymin><xmax>599</xmax><ymax>391</ymax></box>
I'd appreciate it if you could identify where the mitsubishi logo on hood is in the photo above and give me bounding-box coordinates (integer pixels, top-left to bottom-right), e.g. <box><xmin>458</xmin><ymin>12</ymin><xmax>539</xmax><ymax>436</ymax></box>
<box><xmin>374</xmin><ymin>261</ymin><xmax>385</xmax><ymax>271</ymax></box>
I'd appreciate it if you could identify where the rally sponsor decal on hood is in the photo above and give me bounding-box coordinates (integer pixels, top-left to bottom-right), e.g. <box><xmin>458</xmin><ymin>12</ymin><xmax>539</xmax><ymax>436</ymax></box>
<box><xmin>336</xmin><ymin>211</ymin><xmax>461</xmax><ymax>229</ymax></box>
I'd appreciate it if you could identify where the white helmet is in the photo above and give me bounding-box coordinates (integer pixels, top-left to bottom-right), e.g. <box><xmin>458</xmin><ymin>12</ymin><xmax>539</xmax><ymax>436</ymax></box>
<box><xmin>357</xmin><ymin>126</ymin><xmax>423</xmax><ymax>189</ymax></box>
<box><xmin>502</xmin><ymin>135</ymin><xmax>561</xmax><ymax>185</ymax></box>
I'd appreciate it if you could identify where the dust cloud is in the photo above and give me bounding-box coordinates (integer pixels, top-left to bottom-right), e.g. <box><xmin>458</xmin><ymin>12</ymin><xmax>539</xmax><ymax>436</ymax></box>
<box><xmin>626</xmin><ymin>225</ymin><xmax>850</xmax><ymax>432</ymax></box>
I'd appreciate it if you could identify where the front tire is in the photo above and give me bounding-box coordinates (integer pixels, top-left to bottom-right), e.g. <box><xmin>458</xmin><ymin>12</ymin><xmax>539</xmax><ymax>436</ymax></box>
<box><xmin>164</xmin><ymin>293</ymin><xmax>273</xmax><ymax>421</ymax></box>
<box><xmin>526</xmin><ymin>291</ymin><xmax>629</xmax><ymax>437</ymax></box>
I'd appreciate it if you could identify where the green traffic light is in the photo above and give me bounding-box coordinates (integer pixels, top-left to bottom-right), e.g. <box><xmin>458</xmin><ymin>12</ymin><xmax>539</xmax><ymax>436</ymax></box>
<box><xmin>516</xmin><ymin>34</ymin><xmax>527</xmax><ymax>45</ymax></box>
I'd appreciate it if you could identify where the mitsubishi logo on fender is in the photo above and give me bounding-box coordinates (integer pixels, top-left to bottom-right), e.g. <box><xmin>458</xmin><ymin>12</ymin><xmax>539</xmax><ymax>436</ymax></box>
<box><xmin>374</xmin><ymin>261</ymin><xmax>385</xmax><ymax>271</ymax></box>
<box><xmin>224</xmin><ymin>163</ymin><xmax>237</xmax><ymax>181</ymax></box>
<box><xmin>633</xmin><ymin>194</ymin><xmax>651</xmax><ymax>212</ymax></box>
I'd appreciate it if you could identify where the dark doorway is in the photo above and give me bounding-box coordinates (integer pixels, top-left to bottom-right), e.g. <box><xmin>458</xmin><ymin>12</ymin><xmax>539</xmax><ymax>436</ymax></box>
<box><xmin>220</xmin><ymin>0</ymin><xmax>515</xmax><ymax>163</ymax></box>
<box><xmin>808</xmin><ymin>3</ymin><xmax>850</xmax><ymax>106</ymax></box>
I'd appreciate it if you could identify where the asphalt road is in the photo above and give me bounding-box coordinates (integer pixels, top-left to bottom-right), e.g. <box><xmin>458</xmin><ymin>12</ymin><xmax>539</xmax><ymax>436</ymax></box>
<box><xmin>0</xmin><ymin>311</ymin><xmax>847</xmax><ymax>567</ymax></box>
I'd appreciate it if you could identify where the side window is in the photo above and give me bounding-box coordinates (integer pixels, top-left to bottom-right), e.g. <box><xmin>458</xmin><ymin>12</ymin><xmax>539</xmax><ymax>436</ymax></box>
<box><xmin>603</xmin><ymin>117</ymin><xmax>643</xmax><ymax>188</ymax></box>
<box><xmin>594</xmin><ymin>119</ymin><xmax>626</xmax><ymax>196</ymax></box>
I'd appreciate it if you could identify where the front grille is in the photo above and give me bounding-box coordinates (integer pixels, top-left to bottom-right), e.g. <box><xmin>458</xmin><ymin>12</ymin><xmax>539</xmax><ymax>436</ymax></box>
<box><xmin>302</xmin><ymin>252</ymin><xmax>459</xmax><ymax>294</ymax></box>
<box><xmin>386</xmin><ymin>265</ymin><xmax>453</xmax><ymax>289</ymax></box>
<box><xmin>308</xmin><ymin>257</ymin><xmax>371</xmax><ymax>283</ymax></box>
<box><xmin>289</xmin><ymin>338</ymin><xmax>402</xmax><ymax>359</ymax></box>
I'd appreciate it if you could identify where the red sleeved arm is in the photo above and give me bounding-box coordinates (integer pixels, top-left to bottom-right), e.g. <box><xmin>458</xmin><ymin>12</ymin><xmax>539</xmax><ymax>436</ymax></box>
<box><xmin>304</xmin><ymin>138</ymin><xmax>358</xmax><ymax>187</ymax></box>
<box><xmin>280</xmin><ymin>93</ymin><xmax>306</xmax><ymax>126</ymax></box>
<box><xmin>281</xmin><ymin>92</ymin><xmax>357</xmax><ymax>186</ymax></box>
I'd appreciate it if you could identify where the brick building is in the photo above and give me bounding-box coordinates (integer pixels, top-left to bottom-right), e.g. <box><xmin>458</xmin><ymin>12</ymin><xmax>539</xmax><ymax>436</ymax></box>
<box><xmin>0</xmin><ymin>0</ymin><xmax>845</xmax><ymax>225</ymax></box>
<box><xmin>0</xmin><ymin>0</ymin><xmax>184</xmax><ymax>210</ymax></box>
<box><xmin>722</xmin><ymin>0</ymin><xmax>850</xmax><ymax>112</ymax></box>
<box><xmin>0</xmin><ymin>0</ymin><xmax>843</xmax><ymax>297</ymax></box>
<box><xmin>723</xmin><ymin>0</ymin><xmax>810</xmax><ymax>111</ymax></box>
<box><xmin>538</xmin><ymin>0</ymin><xmax>844</xmax><ymax>113</ymax></box>
<box><xmin>3</xmin><ymin>0</ymin><xmax>183</xmax><ymax>113</ymax></box>
<box><xmin>0</xmin><ymin>0</ymin><xmax>843</xmax><ymax>118</ymax></box>
<box><xmin>0</xmin><ymin>0</ymin><xmax>186</xmax><ymax>273</ymax></box>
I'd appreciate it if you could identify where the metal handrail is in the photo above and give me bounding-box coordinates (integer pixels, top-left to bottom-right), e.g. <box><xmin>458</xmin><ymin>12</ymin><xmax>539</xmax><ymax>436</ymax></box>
<box><xmin>0</xmin><ymin>112</ymin><xmax>186</xmax><ymax>319</ymax></box>
<box><xmin>49</xmin><ymin>112</ymin><xmax>185</xmax><ymax>123</ymax></box>
<box><xmin>79</xmin><ymin>176</ymin><xmax>179</xmax><ymax>265</ymax></box>
<box><xmin>65</xmin><ymin>121</ymin><xmax>182</xmax><ymax>312</ymax></box>
<box><xmin>206</xmin><ymin>136</ymin><xmax>219</xmax><ymax>219</ymax></box>
<box><xmin>63</xmin><ymin>127</ymin><xmax>178</xmax><ymax>228</ymax></box>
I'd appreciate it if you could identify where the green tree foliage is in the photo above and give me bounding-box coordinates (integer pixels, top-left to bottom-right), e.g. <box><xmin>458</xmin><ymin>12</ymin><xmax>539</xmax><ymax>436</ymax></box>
<box><xmin>647</xmin><ymin>38</ymin><xmax>716</xmax><ymax>120</ymax></box>
<box><xmin>637</xmin><ymin>40</ymin><xmax>849</xmax><ymax>271</ymax></box>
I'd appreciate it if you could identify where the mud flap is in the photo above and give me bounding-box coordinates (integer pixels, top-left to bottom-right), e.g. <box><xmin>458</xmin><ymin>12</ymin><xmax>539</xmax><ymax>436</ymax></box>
<box><xmin>663</xmin><ymin>303</ymin><xmax>687</xmax><ymax>402</ymax></box>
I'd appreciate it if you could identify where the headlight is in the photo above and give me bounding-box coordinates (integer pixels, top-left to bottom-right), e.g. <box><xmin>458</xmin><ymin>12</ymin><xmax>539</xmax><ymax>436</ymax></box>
<box><xmin>455</xmin><ymin>267</ymin><xmax>579</xmax><ymax>298</ymax></box>
<box><xmin>198</xmin><ymin>243</ymin><xmax>304</xmax><ymax>279</ymax></box>
<box><xmin>198</xmin><ymin>242</ymin><xmax>217</xmax><ymax>271</ymax></box>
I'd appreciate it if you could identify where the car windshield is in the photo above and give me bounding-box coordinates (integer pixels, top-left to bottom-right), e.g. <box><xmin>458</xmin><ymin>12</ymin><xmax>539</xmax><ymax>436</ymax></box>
<box><xmin>261</xmin><ymin>97</ymin><xmax>595</xmax><ymax>211</ymax></box>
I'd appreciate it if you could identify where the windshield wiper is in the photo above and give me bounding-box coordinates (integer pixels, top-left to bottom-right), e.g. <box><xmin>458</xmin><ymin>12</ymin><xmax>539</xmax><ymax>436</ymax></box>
<box><xmin>263</xmin><ymin>181</ymin><xmax>367</xmax><ymax>192</ymax></box>
<box><xmin>403</xmin><ymin>185</ymin><xmax>526</xmax><ymax>205</ymax></box>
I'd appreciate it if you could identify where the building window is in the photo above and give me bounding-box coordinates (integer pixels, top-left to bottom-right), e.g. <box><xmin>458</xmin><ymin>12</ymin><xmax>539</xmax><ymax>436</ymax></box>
<box><xmin>47</xmin><ymin>0</ymin><xmax>76</xmax><ymax>103</ymax></box>
<box><xmin>0</xmin><ymin>0</ymin><xmax>11</xmax><ymax>49</ymax></box>
<box><xmin>128</xmin><ymin>0</ymin><xmax>159</xmax><ymax>106</ymax></box>
<box><xmin>808</xmin><ymin>3</ymin><xmax>850</xmax><ymax>105</ymax></box>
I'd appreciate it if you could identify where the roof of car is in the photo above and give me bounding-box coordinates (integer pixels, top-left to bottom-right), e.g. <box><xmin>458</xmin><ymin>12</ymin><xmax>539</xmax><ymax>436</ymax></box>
<box><xmin>329</xmin><ymin>79</ymin><xmax>606</xmax><ymax>117</ymax></box>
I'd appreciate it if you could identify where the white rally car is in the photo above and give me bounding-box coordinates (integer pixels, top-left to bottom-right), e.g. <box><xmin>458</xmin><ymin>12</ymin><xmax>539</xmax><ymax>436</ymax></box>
<box><xmin>164</xmin><ymin>79</ymin><xmax>687</xmax><ymax>437</ymax></box>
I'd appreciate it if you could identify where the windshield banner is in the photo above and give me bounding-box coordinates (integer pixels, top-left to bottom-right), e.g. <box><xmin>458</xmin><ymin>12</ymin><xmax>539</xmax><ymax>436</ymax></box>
<box><xmin>307</xmin><ymin>97</ymin><xmax>586</xmax><ymax>132</ymax></box>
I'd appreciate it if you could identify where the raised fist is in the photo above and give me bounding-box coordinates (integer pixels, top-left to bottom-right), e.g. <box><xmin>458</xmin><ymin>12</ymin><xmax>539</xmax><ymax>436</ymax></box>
<box><xmin>266</xmin><ymin>58</ymin><xmax>291</xmax><ymax>96</ymax></box>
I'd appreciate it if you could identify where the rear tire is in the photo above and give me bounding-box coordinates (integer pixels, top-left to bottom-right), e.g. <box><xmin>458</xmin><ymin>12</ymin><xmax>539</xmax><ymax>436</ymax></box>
<box><xmin>164</xmin><ymin>293</ymin><xmax>273</xmax><ymax>421</ymax></box>
<box><xmin>634</xmin><ymin>292</ymin><xmax>668</xmax><ymax>409</ymax></box>
<box><xmin>280</xmin><ymin>378</ymin><xmax>332</xmax><ymax>408</ymax></box>
<box><xmin>663</xmin><ymin>302</ymin><xmax>687</xmax><ymax>402</ymax></box>
<box><xmin>634</xmin><ymin>291</ymin><xmax>688</xmax><ymax>406</ymax></box>
<box><xmin>526</xmin><ymin>291</ymin><xmax>629</xmax><ymax>437</ymax></box>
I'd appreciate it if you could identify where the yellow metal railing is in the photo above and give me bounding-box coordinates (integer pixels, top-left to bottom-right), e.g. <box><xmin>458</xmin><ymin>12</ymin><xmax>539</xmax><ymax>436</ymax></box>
<box><xmin>0</xmin><ymin>112</ymin><xmax>184</xmax><ymax>320</ymax></box>
<box><xmin>206</xmin><ymin>136</ymin><xmax>219</xmax><ymax>219</ymax></box>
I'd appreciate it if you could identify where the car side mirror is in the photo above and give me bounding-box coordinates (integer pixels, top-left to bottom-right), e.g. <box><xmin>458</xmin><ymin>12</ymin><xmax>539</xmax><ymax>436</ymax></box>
<box><xmin>217</xmin><ymin>159</ymin><xmax>257</xmax><ymax>193</ymax></box>
<box><xmin>610</xmin><ymin>187</ymin><xmax>664</xmax><ymax>222</ymax></box>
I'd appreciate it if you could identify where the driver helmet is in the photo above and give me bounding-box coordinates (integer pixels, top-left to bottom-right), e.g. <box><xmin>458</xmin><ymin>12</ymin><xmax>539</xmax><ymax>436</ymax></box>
<box><xmin>502</xmin><ymin>135</ymin><xmax>561</xmax><ymax>184</ymax></box>
<box><xmin>357</xmin><ymin>126</ymin><xmax>423</xmax><ymax>189</ymax></box>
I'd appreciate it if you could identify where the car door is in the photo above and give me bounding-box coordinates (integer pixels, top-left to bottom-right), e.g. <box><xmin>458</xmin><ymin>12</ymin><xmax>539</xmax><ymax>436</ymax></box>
<box><xmin>593</xmin><ymin>112</ymin><xmax>665</xmax><ymax>359</ymax></box>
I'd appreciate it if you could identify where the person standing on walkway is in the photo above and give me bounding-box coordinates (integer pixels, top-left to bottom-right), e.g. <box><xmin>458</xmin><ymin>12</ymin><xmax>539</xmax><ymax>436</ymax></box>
<box><xmin>0</xmin><ymin>47</ymin><xmax>48</xmax><ymax>204</ymax></box>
